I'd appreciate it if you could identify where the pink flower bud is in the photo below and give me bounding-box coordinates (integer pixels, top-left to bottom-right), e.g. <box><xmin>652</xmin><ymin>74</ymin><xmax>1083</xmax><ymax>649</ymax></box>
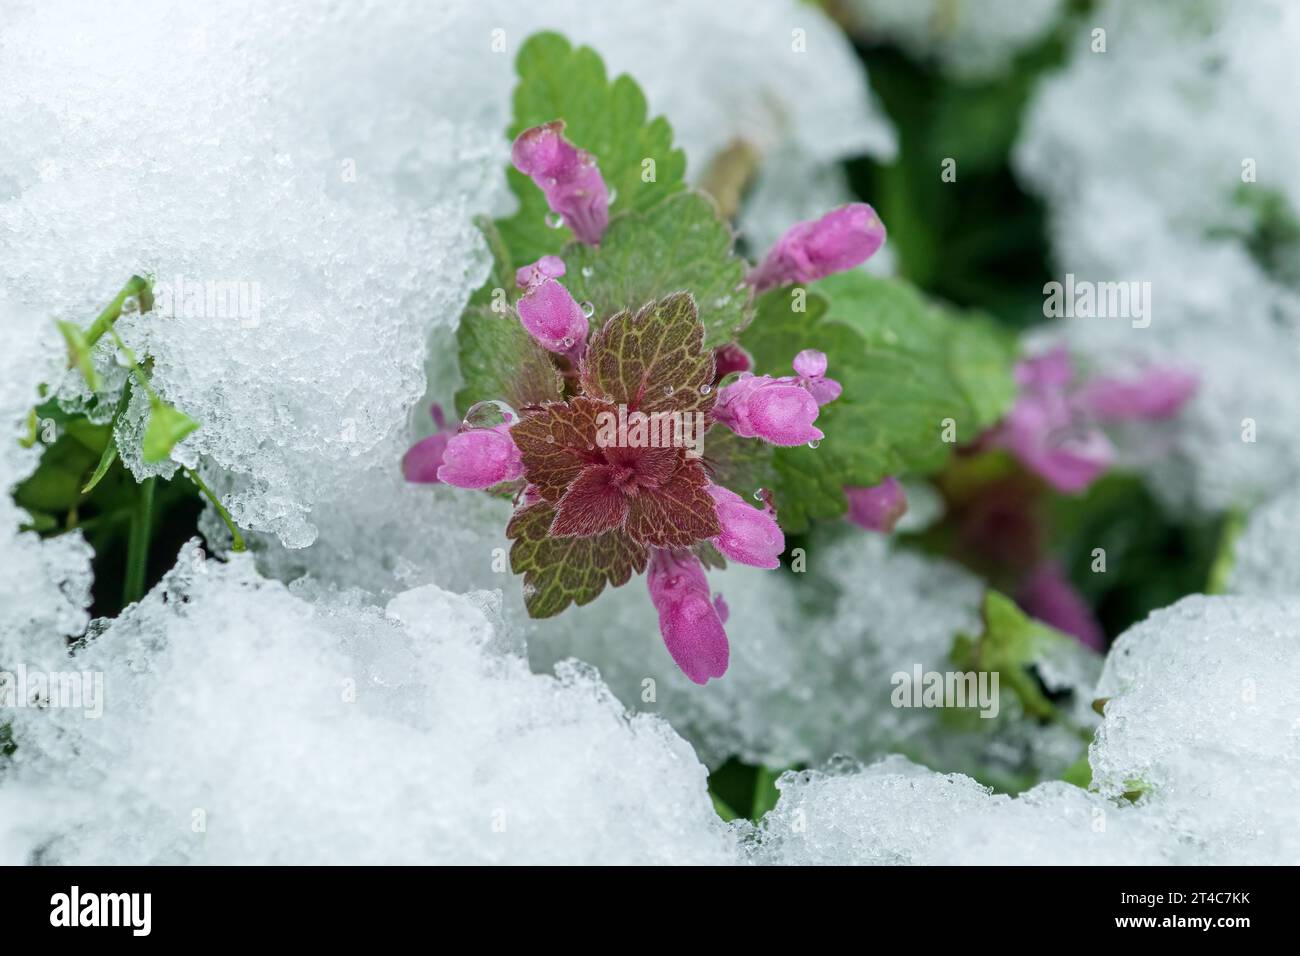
<box><xmin>402</xmin><ymin>404</ymin><xmax>451</xmax><ymax>484</ymax></box>
<box><xmin>515</xmin><ymin>255</ymin><xmax>566</xmax><ymax>290</ymax></box>
<box><xmin>748</xmin><ymin>203</ymin><xmax>886</xmax><ymax>293</ymax></box>
<box><xmin>436</xmin><ymin>424</ymin><xmax>524</xmax><ymax>490</ymax></box>
<box><xmin>713</xmin><ymin>343</ymin><xmax>753</xmax><ymax>380</ymax></box>
<box><xmin>511</xmin><ymin>120</ymin><xmax>609</xmax><ymax>245</ymax></box>
<box><xmin>706</xmin><ymin>484</ymin><xmax>784</xmax><ymax>569</ymax></box>
<box><xmin>713</xmin><ymin>373</ymin><xmax>823</xmax><ymax>446</ymax></box>
<box><xmin>647</xmin><ymin>549</ymin><xmax>729</xmax><ymax>684</ymax></box>
<box><xmin>845</xmin><ymin>477</ymin><xmax>907</xmax><ymax>533</ymax></box>
<box><xmin>517</xmin><ymin>276</ymin><xmax>589</xmax><ymax>355</ymax></box>
<box><xmin>1074</xmin><ymin>366</ymin><xmax>1199</xmax><ymax>422</ymax></box>
<box><xmin>792</xmin><ymin>348</ymin><xmax>842</xmax><ymax>406</ymax></box>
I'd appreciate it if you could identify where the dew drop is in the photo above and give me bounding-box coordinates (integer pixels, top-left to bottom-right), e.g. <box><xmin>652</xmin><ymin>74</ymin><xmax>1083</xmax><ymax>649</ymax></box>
<box><xmin>700</xmin><ymin>384</ymin><xmax>712</xmax><ymax>395</ymax></box>
<box><xmin>462</xmin><ymin>399</ymin><xmax>518</xmax><ymax>430</ymax></box>
<box><xmin>663</xmin><ymin>385</ymin><xmax>674</xmax><ymax>395</ymax></box>
<box><xmin>561</xmin><ymin>336</ymin><xmax>574</xmax><ymax>349</ymax></box>
<box><xmin>753</xmin><ymin>488</ymin><xmax>766</xmax><ymax>502</ymax></box>
<box><xmin>606</xmin><ymin>187</ymin><xmax>618</xmax><ymax>205</ymax></box>
<box><xmin>120</xmin><ymin>295</ymin><xmax>140</xmax><ymax>314</ymax></box>
<box><xmin>580</xmin><ymin>301</ymin><xmax>595</xmax><ymax>318</ymax></box>
<box><xmin>544</xmin><ymin>211</ymin><xmax>564</xmax><ymax>229</ymax></box>
<box><xmin>807</xmin><ymin>439</ymin><xmax>821</xmax><ymax>449</ymax></box>
<box><xmin>545</xmin><ymin>434</ymin><xmax>556</xmax><ymax>444</ymax></box>
<box><xmin>581</xmin><ymin>266</ymin><xmax>594</xmax><ymax>279</ymax></box>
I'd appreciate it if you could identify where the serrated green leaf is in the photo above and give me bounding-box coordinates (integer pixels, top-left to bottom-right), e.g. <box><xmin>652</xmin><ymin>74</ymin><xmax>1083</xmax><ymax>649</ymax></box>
<box><xmin>563</xmin><ymin>191</ymin><xmax>751</xmax><ymax>348</ymax></box>
<box><xmin>581</xmin><ymin>292</ymin><xmax>716</xmax><ymax>417</ymax></box>
<box><xmin>506</xmin><ymin>501</ymin><xmax>648</xmax><ymax>617</ymax></box>
<box><xmin>703</xmin><ymin>425</ymin><xmax>778</xmax><ymax>503</ymax></box>
<box><xmin>950</xmin><ymin>591</ymin><xmax>1073</xmax><ymax>721</ymax></box>
<box><xmin>455</xmin><ymin>303</ymin><xmax>565</xmax><ymax>418</ymax></box>
<box><xmin>497</xmin><ymin>31</ymin><xmax>686</xmax><ymax>266</ymax></box>
<box><xmin>142</xmin><ymin>400</ymin><xmax>199</xmax><ymax>463</ymax></box>
<box><xmin>740</xmin><ymin>272</ymin><xmax>1016</xmax><ymax>532</ymax></box>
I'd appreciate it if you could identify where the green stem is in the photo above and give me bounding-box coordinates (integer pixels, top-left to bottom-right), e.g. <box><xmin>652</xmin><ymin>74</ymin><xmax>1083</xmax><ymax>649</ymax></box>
<box><xmin>86</xmin><ymin>275</ymin><xmax>152</xmax><ymax>348</ymax></box>
<box><xmin>123</xmin><ymin>477</ymin><xmax>155</xmax><ymax>605</ymax></box>
<box><xmin>107</xmin><ymin>326</ymin><xmax>159</xmax><ymax>401</ymax></box>
<box><xmin>1206</xmin><ymin>508</ymin><xmax>1246</xmax><ymax>595</ymax></box>
<box><xmin>183</xmin><ymin>466</ymin><xmax>246</xmax><ymax>553</ymax></box>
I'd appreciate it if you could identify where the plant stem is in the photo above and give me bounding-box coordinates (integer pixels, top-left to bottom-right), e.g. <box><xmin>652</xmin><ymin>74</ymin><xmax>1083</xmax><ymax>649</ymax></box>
<box><xmin>86</xmin><ymin>275</ymin><xmax>152</xmax><ymax>348</ymax></box>
<box><xmin>107</xmin><ymin>326</ymin><xmax>159</xmax><ymax>401</ymax></box>
<box><xmin>123</xmin><ymin>477</ymin><xmax>155</xmax><ymax>606</ymax></box>
<box><xmin>1206</xmin><ymin>508</ymin><xmax>1246</xmax><ymax>595</ymax></box>
<box><xmin>183</xmin><ymin>467</ymin><xmax>246</xmax><ymax>552</ymax></box>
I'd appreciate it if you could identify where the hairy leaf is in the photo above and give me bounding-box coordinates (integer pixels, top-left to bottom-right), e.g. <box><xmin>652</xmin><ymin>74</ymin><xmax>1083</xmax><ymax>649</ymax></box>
<box><xmin>740</xmin><ymin>272</ymin><xmax>1017</xmax><ymax>532</ymax></box>
<box><xmin>507</xmin><ymin>501</ymin><xmax>647</xmax><ymax>618</ymax></box>
<box><xmin>582</xmin><ymin>292</ymin><xmax>716</xmax><ymax>417</ymax></box>
<box><xmin>511</xmin><ymin>395</ymin><xmax>614</xmax><ymax>502</ymax></box>
<box><xmin>564</xmin><ymin>191</ymin><xmax>751</xmax><ymax>348</ymax></box>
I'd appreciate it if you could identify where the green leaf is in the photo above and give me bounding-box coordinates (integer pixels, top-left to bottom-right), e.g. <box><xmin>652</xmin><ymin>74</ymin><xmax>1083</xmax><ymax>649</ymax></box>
<box><xmin>455</xmin><ymin>303</ymin><xmax>565</xmax><ymax>417</ymax></box>
<box><xmin>703</xmin><ymin>425</ymin><xmax>777</xmax><ymax>502</ymax></box>
<box><xmin>497</xmin><ymin>31</ymin><xmax>686</xmax><ymax>267</ymax></box>
<box><xmin>81</xmin><ymin>433</ymin><xmax>119</xmax><ymax>495</ymax></box>
<box><xmin>740</xmin><ymin>272</ymin><xmax>1017</xmax><ymax>532</ymax></box>
<box><xmin>950</xmin><ymin>591</ymin><xmax>1073</xmax><ymax>721</ymax></box>
<box><xmin>581</xmin><ymin>292</ymin><xmax>717</xmax><ymax>417</ymax></box>
<box><xmin>506</xmin><ymin>501</ymin><xmax>648</xmax><ymax>618</ymax></box>
<box><xmin>142</xmin><ymin>400</ymin><xmax>199</xmax><ymax>463</ymax></box>
<box><xmin>81</xmin><ymin>384</ymin><xmax>132</xmax><ymax>494</ymax></box>
<box><xmin>563</xmin><ymin>191</ymin><xmax>752</xmax><ymax>348</ymax></box>
<box><xmin>56</xmin><ymin>320</ymin><xmax>101</xmax><ymax>392</ymax></box>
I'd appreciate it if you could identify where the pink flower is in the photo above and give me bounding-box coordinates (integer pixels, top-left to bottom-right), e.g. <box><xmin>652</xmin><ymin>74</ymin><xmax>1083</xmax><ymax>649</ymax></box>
<box><xmin>712</xmin><ymin>373</ymin><xmax>823</xmax><ymax>446</ymax></box>
<box><xmin>845</xmin><ymin>477</ymin><xmax>907</xmax><ymax>533</ymax></box>
<box><xmin>511</xmin><ymin>120</ymin><xmax>609</xmax><ymax>245</ymax></box>
<box><xmin>402</xmin><ymin>404</ymin><xmax>452</xmax><ymax>484</ymax></box>
<box><xmin>647</xmin><ymin>549</ymin><xmax>729</xmax><ymax>684</ymax></box>
<box><xmin>792</xmin><ymin>348</ymin><xmax>842</xmax><ymax>406</ymax></box>
<box><xmin>517</xmin><ymin>272</ymin><xmax>589</xmax><ymax>356</ymax></box>
<box><xmin>1074</xmin><ymin>366</ymin><xmax>1199</xmax><ymax>422</ymax></box>
<box><xmin>748</xmin><ymin>203</ymin><xmax>886</xmax><ymax>293</ymax></box>
<box><xmin>515</xmin><ymin>254</ymin><xmax>566</xmax><ymax>289</ymax></box>
<box><xmin>436</xmin><ymin>424</ymin><xmax>524</xmax><ymax>490</ymax></box>
<box><xmin>990</xmin><ymin>347</ymin><xmax>1198</xmax><ymax>494</ymax></box>
<box><xmin>706</xmin><ymin>484</ymin><xmax>784</xmax><ymax>568</ymax></box>
<box><xmin>713</xmin><ymin>343</ymin><xmax>753</xmax><ymax>381</ymax></box>
<box><xmin>1017</xmin><ymin>561</ymin><xmax>1105</xmax><ymax>652</ymax></box>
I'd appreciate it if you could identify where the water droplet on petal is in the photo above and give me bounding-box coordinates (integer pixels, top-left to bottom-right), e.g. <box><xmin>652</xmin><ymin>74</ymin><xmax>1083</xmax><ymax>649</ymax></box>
<box><xmin>807</xmin><ymin>439</ymin><xmax>821</xmax><ymax>449</ymax></box>
<box><xmin>462</xmin><ymin>399</ymin><xmax>519</xmax><ymax>430</ymax></box>
<box><xmin>700</xmin><ymin>384</ymin><xmax>712</xmax><ymax>395</ymax></box>
<box><xmin>544</xmin><ymin>211</ymin><xmax>564</xmax><ymax>229</ymax></box>
<box><xmin>580</xmin><ymin>301</ymin><xmax>595</xmax><ymax>318</ymax></box>
<box><xmin>561</xmin><ymin>336</ymin><xmax>574</xmax><ymax>349</ymax></box>
<box><xmin>753</xmin><ymin>488</ymin><xmax>766</xmax><ymax>502</ymax></box>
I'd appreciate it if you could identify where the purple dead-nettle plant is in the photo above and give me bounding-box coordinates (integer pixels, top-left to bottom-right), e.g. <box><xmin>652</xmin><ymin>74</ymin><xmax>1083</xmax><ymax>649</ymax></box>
<box><xmin>405</xmin><ymin>120</ymin><xmax>885</xmax><ymax>683</ymax></box>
